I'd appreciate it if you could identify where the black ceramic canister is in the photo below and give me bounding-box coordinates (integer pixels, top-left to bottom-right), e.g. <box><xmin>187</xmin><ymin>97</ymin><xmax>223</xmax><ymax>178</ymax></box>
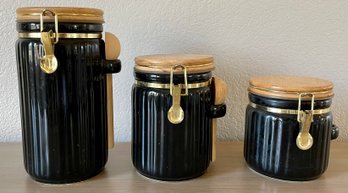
<box><xmin>16</xmin><ymin>7</ymin><xmax>121</xmax><ymax>183</ymax></box>
<box><xmin>132</xmin><ymin>54</ymin><xmax>227</xmax><ymax>180</ymax></box>
<box><xmin>244</xmin><ymin>75</ymin><xmax>339</xmax><ymax>181</ymax></box>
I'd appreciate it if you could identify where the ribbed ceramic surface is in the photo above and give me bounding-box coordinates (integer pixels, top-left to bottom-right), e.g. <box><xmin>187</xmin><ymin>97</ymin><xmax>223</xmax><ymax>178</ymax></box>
<box><xmin>16</xmin><ymin>39</ymin><xmax>108</xmax><ymax>183</ymax></box>
<box><xmin>244</xmin><ymin>105</ymin><xmax>333</xmax><ymax>180</ymax></box>
<box><xmin>132</xmin><ymin>85</ymin><xmax>212</xmax><ymax>180</ymax></box>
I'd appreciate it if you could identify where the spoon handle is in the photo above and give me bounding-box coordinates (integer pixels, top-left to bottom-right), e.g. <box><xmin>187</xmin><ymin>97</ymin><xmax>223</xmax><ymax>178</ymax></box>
<box><xmin>168</xmin><ymin>85</ymin><xmax>184</xmax><ymax>124</ymax></box>
<box><xmin>105</xmin><ymin>32</ymin><xmax>121</xmax><ymax>149</ymax></box>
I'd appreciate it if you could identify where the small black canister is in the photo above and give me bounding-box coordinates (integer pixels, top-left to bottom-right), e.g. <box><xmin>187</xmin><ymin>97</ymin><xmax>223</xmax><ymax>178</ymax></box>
<box><xmin>244</xmin><ymin>75</ymin><xmax>339</xmax><ymax>181</ymax></box>
<box><xmin>15</xmin><ymin>7</ymin><xmax>121</xmax><ymax>183</ymax></box>
<box><xmin>132</xmin><ymin>54</ymin><xmax>227</xmax><ymax>180</ymax></box>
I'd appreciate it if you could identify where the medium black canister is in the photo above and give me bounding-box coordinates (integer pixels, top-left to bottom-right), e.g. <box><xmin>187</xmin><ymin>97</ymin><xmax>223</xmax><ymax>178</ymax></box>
<box><xmin>132</xmin><ymin>54</ymin><xmax>227</xmax><ymax>180</ymax></box>
<box><xmin>244</xmin><ymin>75</ymin><xmax>339</xmax><ymax>181</ymax></box>
<box><xmin>15</xmin><ymin>7</ymin><xmax>121</xmax><ymax>183</ymax></box>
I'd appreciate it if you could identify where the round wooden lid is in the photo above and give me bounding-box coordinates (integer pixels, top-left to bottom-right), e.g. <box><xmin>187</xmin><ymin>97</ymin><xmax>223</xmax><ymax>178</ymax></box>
<box><xmin>249</xmin><ymin>75</ymin><xmax>334</xmax><ymax>100</ymax></box>
<box><xmin>16</xmin><ymin>7</ymin><xmax>104</xmax><ymax>23</ymax></box>
<box><xmin>134</xmin><ymin>54</ymin><xmax>214</xmax><ymax>74</ymax></box>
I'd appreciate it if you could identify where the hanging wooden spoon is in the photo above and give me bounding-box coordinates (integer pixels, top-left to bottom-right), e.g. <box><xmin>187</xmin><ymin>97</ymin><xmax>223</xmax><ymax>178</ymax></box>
<box><xmin>105</xmin><ymin>32</ymin><xmax>121</xmax><ymax>149</ymax></box>
<box><xmin>211</xmin><ymin>76</ymin><xmax>227</xmax><ymax>161</ymax></box>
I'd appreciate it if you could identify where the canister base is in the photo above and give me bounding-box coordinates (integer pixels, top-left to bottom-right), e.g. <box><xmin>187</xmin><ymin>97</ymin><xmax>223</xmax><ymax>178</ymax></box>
<box><xmin>27</xmin><ymin>167</ymin><xmax>105</xmax><ymax>184</ymax></box>
<box><xmin>246</xmin><ymin>163</ymin><xmax>322</xmax><ymax>181</ymax></box>
<box><xmin>135</xmin><ymin>169</ymin><xmax>207</xmax><ymax>181</ymax></box>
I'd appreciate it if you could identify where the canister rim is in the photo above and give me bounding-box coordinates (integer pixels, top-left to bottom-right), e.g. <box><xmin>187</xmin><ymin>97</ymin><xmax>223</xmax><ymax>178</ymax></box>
<box><xmin>16</xmin><ymin>7</ymin><xmax>104</xmax><ymax>23</ymax></box>
<box><xmin>248</xmin><ymin>75</ymin><xmax>334</xmax><ymax>100</ymax></box>
<box><xmin>134</xmin><ymin>54</ymin><xmax>215</xmax><ymax>74</ymax></box>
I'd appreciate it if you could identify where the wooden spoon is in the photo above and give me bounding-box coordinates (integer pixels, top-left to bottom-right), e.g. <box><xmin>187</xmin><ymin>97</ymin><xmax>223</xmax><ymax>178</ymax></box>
<box><xmin>105</xmin><ymin>32</ymin><xmax>121</xmax><ymax>149</ymax></box>
<box><xmin>211</xmin><ymin>76</ymin><xmax>227</xmax><ymax>162</ymax></box>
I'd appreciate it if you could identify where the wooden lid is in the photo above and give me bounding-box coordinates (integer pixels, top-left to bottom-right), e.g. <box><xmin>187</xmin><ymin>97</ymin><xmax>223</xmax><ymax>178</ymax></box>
<box><xmin>249</xmin><ymin>75</ymin><xmax>334</xmax><ymax>100</ymax></box>
<box><xmin>134</xmin><ymin>54</ymin><xmax>214</xmax><ymax>74</ymax></box>
<box><xmin>16</xmin><ymin>7</ymin><xmax>104</xmax><ymax>23</ymax></box>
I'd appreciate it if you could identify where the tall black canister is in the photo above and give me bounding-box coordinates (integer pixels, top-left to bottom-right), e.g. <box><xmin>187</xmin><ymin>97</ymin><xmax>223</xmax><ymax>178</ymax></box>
<box><xmin>15</xmin><ymin>7</ymin><xmax>121</xmax><ymax>183</ymax></box>
<box><xmin>244</xmin><ymin>75</ymin><xmax>339</xmax><ymax>180</ymax></box>
<box><xmin>132</xmin><ymin>54</ymin><xmax>227</xmax><ymax>180</ymax></box>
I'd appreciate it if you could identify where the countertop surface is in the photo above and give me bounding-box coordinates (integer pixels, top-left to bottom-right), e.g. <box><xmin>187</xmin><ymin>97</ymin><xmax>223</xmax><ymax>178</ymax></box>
<box><xmin>0</xmin><ymin>142</ymin><xmax>347</xmax><ymax>193</ymax></box>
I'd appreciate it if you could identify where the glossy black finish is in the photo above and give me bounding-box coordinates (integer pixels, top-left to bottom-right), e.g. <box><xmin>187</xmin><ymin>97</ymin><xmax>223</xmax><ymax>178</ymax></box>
<box><xmin>17</xmin><ymin>22</ymin><xmax>103</xmax><ymax>33</ymax></box>
<box><xmin>16</xmin><ymin>23</ymin><xmax>121</xmax><ymax>183</ymax></box>
<box><xmin>331</xmin><ymin>124</ymin><xmax>339</xmax><ymax>140</ymax></box>
<box><xmin>132</xmin><ymin>72</ymin><xmax>225</xmax><ymax>180</ymax></box>
<box><xmin>249</xmin><ymin>94</ymin><xmax>332</xmax><ymax>109</ymax></box>
<box><xmin>134</xmin><ymin>72</ymin><xmax>212</xmax><ymax>84</ymax></box>
<box><xmin>244</xmin><ymin>93</ymin><xmax>338</xmax><ymax>181</ymax></box>
<box><xmin>208</xmin><ymin>104</ymin><xmax>227</xmax><ymax>118</ymax></box>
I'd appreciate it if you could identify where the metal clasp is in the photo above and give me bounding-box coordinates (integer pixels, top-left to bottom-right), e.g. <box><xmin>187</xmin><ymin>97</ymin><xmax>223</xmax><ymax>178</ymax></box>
<box><xmin>296</xmin><ymin>93</ymin><xmax>315</xmax><ymax>150</ymax></box>
<box><xmin>40</xmin><ymin>9</ymin><xmax>59</xmax><ymax>74</ymax></box>
<box><xmin>167</xmin><ymin>65</ymin><xmax>188</xmax><ymax>124</ymax></box>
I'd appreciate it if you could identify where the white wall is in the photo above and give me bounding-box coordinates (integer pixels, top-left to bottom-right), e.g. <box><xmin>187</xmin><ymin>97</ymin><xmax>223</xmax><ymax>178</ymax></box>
<box><xmin>1</xmin><ymin>0</ymin><xmax>347</xmax><ymax>142</ymax></box>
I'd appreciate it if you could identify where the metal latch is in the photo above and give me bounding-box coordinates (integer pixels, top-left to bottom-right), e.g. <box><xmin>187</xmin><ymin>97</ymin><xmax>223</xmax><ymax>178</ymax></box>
<box><xmin>167</xmin><ymin>65</ymin><xmax>188</xmax><ymax>124</ymax></box>
<box><xmin>296</xmin><ymin>93</ymin><xmax>315</xmax><ymax>150</ymax></box>
<box><xmin>40</xmin><ymin>9</ymin><xmax>59</xmax><ymax>74</ymax></box>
